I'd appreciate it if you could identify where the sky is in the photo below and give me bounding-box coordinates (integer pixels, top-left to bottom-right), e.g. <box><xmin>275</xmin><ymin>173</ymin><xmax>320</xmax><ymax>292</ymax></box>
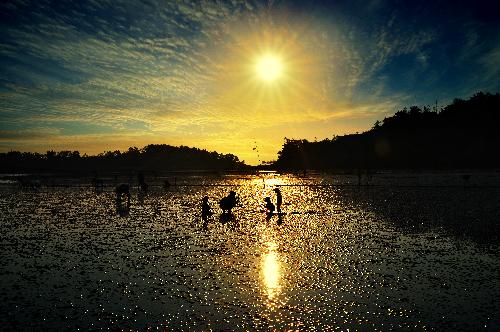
<box><xmin>0</xmin><ymin>0</ymin><xmax>499</xmax><ymax>164</ymax></box>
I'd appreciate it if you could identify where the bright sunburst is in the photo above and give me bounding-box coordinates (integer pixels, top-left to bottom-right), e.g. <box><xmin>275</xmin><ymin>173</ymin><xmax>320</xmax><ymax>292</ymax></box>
<box><xmin>256</xmin><ymin>54</ymin><xmax>283</xmax><ymax>82</ymax></box>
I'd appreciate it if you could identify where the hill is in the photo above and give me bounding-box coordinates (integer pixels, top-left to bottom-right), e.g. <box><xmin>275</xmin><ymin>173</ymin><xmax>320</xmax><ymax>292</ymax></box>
<box><xmin>273</xmin><ymin>92</ymin><xmax>500</xmax><ymax>170</ymax></box>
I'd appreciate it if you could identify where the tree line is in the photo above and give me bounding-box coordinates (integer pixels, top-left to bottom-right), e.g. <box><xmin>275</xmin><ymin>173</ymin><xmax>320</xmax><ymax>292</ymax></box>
<box><xmin>273</xmin><ymin>92</ymin><xmax>500</xmax><ymax>170</ymax></box>
<box><xmin>3</xmin><ymin>92</ymin><xmax>498</xmax><ymax>173</ymax></box>
<box><xmin>0</xmin><ymin>144</ymin><xmax>246</xmax><ymax>173</ymax></box>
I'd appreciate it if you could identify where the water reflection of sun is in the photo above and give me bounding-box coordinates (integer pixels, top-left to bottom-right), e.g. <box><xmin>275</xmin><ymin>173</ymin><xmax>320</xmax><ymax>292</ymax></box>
<box><xmin>261</xmin><ymin>241</ymin><xmax>282</xmax><ymax>305</ymax></box>
<box><xmin>263</xmin><ymin>177</ymin><xmax>284</xmax><ymax>188</ymax></box>
<box><xmin>248</xmin><ymin>173</ymin><xmax>288</xmax><ymax>200</ymax></box>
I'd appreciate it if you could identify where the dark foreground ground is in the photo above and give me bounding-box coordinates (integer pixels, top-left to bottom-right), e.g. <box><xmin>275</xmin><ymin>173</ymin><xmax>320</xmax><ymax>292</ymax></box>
<box><xmin>0</xmin><ymin>172</ymin><xmax>499</xmax><ymax>330</ymax></box>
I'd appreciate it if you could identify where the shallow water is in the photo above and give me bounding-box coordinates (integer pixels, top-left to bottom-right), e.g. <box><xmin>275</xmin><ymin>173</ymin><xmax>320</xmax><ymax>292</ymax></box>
<box><xmin>0</xmin><ymin>173</ymin><xmax>499</xmax><ymax>330</ymax></box>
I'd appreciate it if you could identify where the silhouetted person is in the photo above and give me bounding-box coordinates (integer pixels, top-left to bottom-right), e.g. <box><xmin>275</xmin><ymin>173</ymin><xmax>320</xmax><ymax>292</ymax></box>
<box><xmin>219</xmin><ymin>212</ymin><xmax>235</xmax><ymax>224</ymax></box>
<box><xmin>219</xmin><ymin>191</ymin><xmax>238</xmax><ymax>214</ymax></box>
<box><xmin>138</xmin><ymin>172</ymin><xmax>148</xmax><ymax>193</ymax></box>
<box><xmin>357</xmin><ymin>168</ymin><xmax>362</xmax><ymax>186</ymax></box>
<box><xmin>116</xmin><ymin>184</ymin><xmax>131</xmax><ymax>207</ymax></box>
<box><xmin>201</xmin><ymin>196</ymin><xmax>212</xmax><ymax>229</ymax></box>
<box><xmin>91</xmin><ymin>172</ymin><xmax>104</xmax><ymax>192</ymax></box>
<box><xmin>265</xmin><ymin>197</ymin><xmax>275</xmax><ymax>214</ymax></box>
<box><xmin>277</xmin><ymin>214</ymin><xmax>284</xmax><ymax>225</ymax></box>
<box><xmin>163</xmin><ymin>179</ymin><xmax>171</xmax><ymax>190</ymax></box>
<box><xmin>202</xmin><ymin>196</ymin><xmax>213</xmax><ymax>219</ymax></box>
<box><xmin>116</xmin><ymin>204</ymin><xmax>130</xmax><ymax>217</ymax></box>
<box><xmin>273</xmin><ymin>188</ymin><xmax>282</xmax><ymax>213</ymax></box>
<box><xmin>115</xmin><ymin>184</ymin><xmax>131</xmax><ymax>216</ymax></box>
<box><xmin>366</xmin><ymin>168</ymin><xmax>374</xmax><ymax>185</ymax></box>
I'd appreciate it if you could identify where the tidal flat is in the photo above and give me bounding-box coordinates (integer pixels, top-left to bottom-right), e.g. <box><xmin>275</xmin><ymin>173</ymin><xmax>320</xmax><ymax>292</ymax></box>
<box><xmin>0</xmin><ymin>172</ymin><xmax>499</xmax><ymax>331</ymax></box>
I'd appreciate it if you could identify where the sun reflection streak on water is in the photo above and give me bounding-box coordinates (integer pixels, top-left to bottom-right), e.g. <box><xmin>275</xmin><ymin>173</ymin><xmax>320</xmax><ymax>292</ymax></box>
<box><xmin>260</xmin><ymin>240</ymin><xmax>282</xmax><ymax>306</ymax></box>
<box><xmin>263</xmin><ymin>176</ymin><xmax>285</xmax><ymax>188</ymax></box>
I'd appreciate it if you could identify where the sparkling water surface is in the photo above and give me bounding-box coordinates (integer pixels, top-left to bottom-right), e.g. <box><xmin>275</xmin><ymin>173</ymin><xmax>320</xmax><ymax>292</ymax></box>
<box><xmin>0</xmin><ymin>173</ymin><xmax>499</xmax><ymax>331</ymax></box>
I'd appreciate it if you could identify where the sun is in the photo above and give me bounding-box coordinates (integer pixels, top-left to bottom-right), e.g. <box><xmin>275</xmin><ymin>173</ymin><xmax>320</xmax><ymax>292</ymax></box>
<box><xmin>256</xmin><ymin>54</ymin><xmax>283</xmax><ymax>82</ymax></box>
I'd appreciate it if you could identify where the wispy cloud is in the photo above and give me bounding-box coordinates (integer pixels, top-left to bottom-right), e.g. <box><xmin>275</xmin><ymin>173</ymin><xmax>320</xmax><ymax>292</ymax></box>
<box><xmin>0</xmin><ymin>127</ymin><xmax>60</xmax><ymax>140</ymax></box>
<box><xmin>1</xmin><ymin>0</ymin><xmax>498</xmax><ymax>163</ymax></box>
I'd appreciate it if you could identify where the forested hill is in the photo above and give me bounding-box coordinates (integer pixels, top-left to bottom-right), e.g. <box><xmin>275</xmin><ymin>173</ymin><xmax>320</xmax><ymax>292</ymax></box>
<box><xmin>274</xmin><ymin>92</ymin><xmax>500</xmax><ymax>170</ymax></box>
<box><xmin>0</xmin><ymin>144</ymin><xmax>247</xmax><ymax>173</ymax></box>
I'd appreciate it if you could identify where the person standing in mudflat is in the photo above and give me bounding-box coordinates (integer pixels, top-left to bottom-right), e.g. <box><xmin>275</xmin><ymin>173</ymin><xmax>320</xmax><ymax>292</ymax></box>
<box><xmin>274</xmin><ymin>188</ymin><xmax>282</xmax><ymax>213</ymax></box>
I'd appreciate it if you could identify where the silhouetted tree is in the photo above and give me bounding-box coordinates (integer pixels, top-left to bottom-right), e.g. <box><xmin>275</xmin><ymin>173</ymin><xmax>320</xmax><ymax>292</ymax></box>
<box><xmin>0</xmin><ymin>144</ymin><xmax>247</xmax><ymax>173</ymax></box>
<box><xmin>274</xmin><ymin>92</ymin><xmax>500</xmax><ymax>170</ymax></box>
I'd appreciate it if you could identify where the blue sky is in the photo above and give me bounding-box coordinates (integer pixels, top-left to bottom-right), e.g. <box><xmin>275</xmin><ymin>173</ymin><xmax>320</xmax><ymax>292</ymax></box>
<box><xmin>1</xmin><ymin>0</ymin><xmax>499</xmax><ymax>164</ymax></box>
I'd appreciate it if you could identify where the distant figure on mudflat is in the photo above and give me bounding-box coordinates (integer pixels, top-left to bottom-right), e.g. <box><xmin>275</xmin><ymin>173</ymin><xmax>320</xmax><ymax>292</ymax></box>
<box><xmin>264</xmin><ymin>197</ymin><xmax>275</xmax><ymax>214</ymax></box>
<box><xmin>366</xmin><ymin>168</ymin><xmax>374</xmax><ymax>184</ymax></box>
<box><xmin>219</xmin><ymin>191</ymin><xmax>238</xmax><ymax>214</ymax></box>
<box><xmin>273</xmin><ymin>188</ymin><xmax>282</xmax><ymax>213</ymax></box>
<box><xmin>164</xmin><ymin>177</ymin><xmax>177</xmax><ymax>190</ymax></box>
<box><xmin>91</xmin><ymin>172</ymin><xmax>104</xmax><ymax>192</ymax></box>
<box><xmin>115</xmin><ymin>184</ymin><xmax>131</xmax><ymax>206</ymax></box>
<box><xmin>138</xmin><ymin>172</ymin><xmax>148</xmax><ymax>193</ymax></box>
<box><xmin>202</xmin><ymin>196</ymin><xmax>213</xmax><ymax>219</ymax></box>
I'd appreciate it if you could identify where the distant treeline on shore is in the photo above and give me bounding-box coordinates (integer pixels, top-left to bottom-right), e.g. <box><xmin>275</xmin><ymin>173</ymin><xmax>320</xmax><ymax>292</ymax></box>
<box><xmin>0</xmin><ymin>144</ymin><xmax>247</xmax><ymax>173</ymax></box>
<box><xmin>273</xmin><ymin>92</ymin><xmax>500</xmax><ymax>170</ymax></box>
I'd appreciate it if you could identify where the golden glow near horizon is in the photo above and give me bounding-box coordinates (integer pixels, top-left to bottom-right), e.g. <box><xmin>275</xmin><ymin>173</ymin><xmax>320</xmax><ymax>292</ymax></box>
<box><xmin>256</xmin><ymin>54</ymin><xmax>283</xmax><ymax>82</ymax></box>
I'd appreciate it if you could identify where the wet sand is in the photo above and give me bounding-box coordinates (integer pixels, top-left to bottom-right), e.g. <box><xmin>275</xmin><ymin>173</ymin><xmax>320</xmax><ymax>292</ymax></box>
<box><xmin>0</xmin><ymin>173</ymin><xmax>499</xmax><ymax>330</ymax></box>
